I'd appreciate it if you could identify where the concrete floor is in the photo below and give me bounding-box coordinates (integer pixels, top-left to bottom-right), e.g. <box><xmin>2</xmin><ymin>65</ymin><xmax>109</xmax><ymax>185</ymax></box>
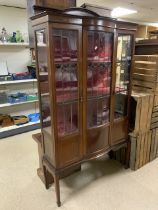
<box><xmin>0</xmin><ymin>130</ymin><xmax>158</xmax><ymax>210</ymax></box>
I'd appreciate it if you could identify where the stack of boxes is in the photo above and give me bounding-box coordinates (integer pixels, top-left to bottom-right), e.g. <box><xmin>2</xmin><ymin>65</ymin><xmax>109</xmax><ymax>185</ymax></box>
<box><xmin>130</xmin><ymin>55</ymin><xmax>158</xmax><ymax>170</ymax></box>
<box><xmin>129</xmin><ymin>92</ymin><xmax>153</xmax><ymax>170</ymax></box>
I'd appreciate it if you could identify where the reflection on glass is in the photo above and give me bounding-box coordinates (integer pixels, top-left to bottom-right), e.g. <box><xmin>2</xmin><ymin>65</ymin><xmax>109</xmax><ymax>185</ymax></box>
<box><xmin>115</xmin><ymin>35</ymin><xmax>132</xmax><ymax>93</ymax></box>
<box><xmin>57</xmin><ymin>102</ymin><xmax>78</xmax><ymax>136</ymax></box>
<box><xmin>55</xmin><ymin>63</ymin><xmax>78</xmax><ymax>103</ymax></box>
<box><xmin>36</xmin><ymin>29</ymin><xmax>51</xmax><ymax>134</ymax></box>
<box><xmin>37</xmin><ymin>30</ymin><xmax>46</xmax><ymax>45</ymax></box>
<box><xmin>87</xmin><ymin>62</ymin><xmax>111</xmax><ymax>97</ymax></box>
<box><xmin>114</xmin><ymin>34</ymin><xmax>132</xmax><ymax>119</ymax></box>
<box><xmin>87</xmin><ymin>31</ymin><xmax>112</xmax><ymax>62</ymax></box>
<box><xmin>53</xmin><ymin>30</ymin><xmax>77</xmax><ymax>62</ymax></box>
<box><xmin>87</xmin><ymin>96</ymin><xmax>110</xmax><ymax>128</ymax></box>
<box><xmin>114</xmin><ymin>92</ymin><xmax>128</xmax><ymax>119</ymax></box>
<box><xmin>53</xmin><ymin>29</ymin><xmax>79</xmax><ymax>136</ymax></box>
<box><xmin>87</xmin><ymin>31</ymin><xmax>112</xmax><ymax>128</ymax></box>
<box><xmin>37</xmin><ymin>29</ymin><xmax>48</xmax><ymax>75</ymax></box>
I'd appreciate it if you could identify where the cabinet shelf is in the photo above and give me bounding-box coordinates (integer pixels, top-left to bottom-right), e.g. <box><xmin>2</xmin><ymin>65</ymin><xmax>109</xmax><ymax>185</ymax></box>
<box><xmin>0</xmin><ymin>79</ymin><xmax>37</xmax><ymax>85</ymax></box>
<box><xmin>0</xmin><ymin>42</ymin><xmax>29</xmax><ymax>47</ymax></box>
<box><xmin>39</xmin><ymin>72</ymin><xmax>48</xmax><ymax>76</ymax></box>
<box><xmin>37</xmin><ymin>43</ymin><xmax>47</xmax><ymax>47</ymax></box>
<box><xmin>0</xmin><ymin>100</ymin><xmax>38</xmax><ymax>108</ymax></box>
<box><xmin>55</xmin><ymin>60</ymin><xmax>77</xmax><ymax>64</ymax></box>
<box><xmin>88</xmin><ymin>60</ymin><xmax>111</xmax><ymax>63</ymax></box>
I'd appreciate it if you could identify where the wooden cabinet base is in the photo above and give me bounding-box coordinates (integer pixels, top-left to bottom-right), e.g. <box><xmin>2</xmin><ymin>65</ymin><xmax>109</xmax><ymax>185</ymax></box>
<box><xmin>33</xmin><ymin>133</ymin><xmax>81</xmax><ymax>188</ymax></box>
<box><xmin>33</xmin><ymin>133</ymin><xmax>129</xmax><ymax>206</ymax></box>
<box><xmin>41</xmin><ymin>141</ymin><xmax>128</xmax><ymax>207</ymax></box>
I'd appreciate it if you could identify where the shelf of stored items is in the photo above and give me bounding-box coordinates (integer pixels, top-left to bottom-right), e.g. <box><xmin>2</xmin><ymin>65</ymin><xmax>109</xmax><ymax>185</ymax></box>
<box><xmin>0</xmin><ymin>121</ymin><xmax>40</xmax><ymax>139</ymax></box>
<box><xmin>0</xmin><ymin>42</ymin><xmax>29</xmax><ymax>47</ymax></box>
<box><xmin>0</xmin><ymin>79</ymin><xmax>37</xmax><ymax>85</ymax></box>
<box><xmin>0</xmin><ymin>78</ymin><xmax>40</xmax><ymax>138</ymax></box>
<box><xmin>0</xmin><ymin>121</ymin><xmax>40</xmax><ymax>133</ymax></box>
<box><xmin>0</xmin><ymin>99</ymin><xmax>38</xmax><ymax>108</ymax></box>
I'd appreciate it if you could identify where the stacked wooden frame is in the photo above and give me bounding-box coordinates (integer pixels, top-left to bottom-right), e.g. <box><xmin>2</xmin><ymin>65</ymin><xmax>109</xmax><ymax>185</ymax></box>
<box><xmin>129</xmin><ymin>55</ymin><xmax>158</xmax><ymax>170</ymax></box>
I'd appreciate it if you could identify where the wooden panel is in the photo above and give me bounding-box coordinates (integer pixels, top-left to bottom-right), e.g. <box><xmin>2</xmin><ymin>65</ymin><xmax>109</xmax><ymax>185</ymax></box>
<box><xmin>133</xmin><ymin>57</ymin><xmax>158</xmax><ymax>88</ymax></box>
<box><xmin>111</xmin><ymin>119</ymin><xmax>128</xmax><ymax>145</ymax></box>
<box><xmin>132</xmin><ymin>86</ymin><xmax>154</xmax><ymax>93</ymax></box>
<box><xmin>151</xmin><ymin>116</ymin><xmax>158</xmax><ymax>123</ymax></box>
<box><xmin>129</xmin><ymin>131</ymin><xmax>152</xmax><ymax>170</ymax></box>
<box><xmin>133</xmin><ymin>68</ymin><xmax>157</xmax><ymax>75</ymax></box>
<box><xmin>142</xmin><ymin>133</ymin><xmax>148</xmax><ymax>165</ymax></box>
<box><xmin>139</xmin><ymin>133</ymin><xmax>145</xmax><ymax>168</ymax></box>
<box><xmin>154</xmin><ymin>128</ymin><xmax>158</xmax><ymax>158</ymax></box>
<box><xmin>43</xmin><ymin>130</ymin><xmax>55</xmax><ymax>165</ymax></box>
<box><xmin>133</xmin><ymin>73</ymin><xmax>156</xmax><ymax>82</ymax></box>
<box><xmin>134</xmin><ymin>133</ymin><xmax>141</xmax><ymax>170</ymax></box>
<box><xmin>133</xmin><ymin>96</ymin><xmax>141</xmax><ymax>132</ymax></box>
<box><xmin>132</xmin><ymin>80</ymin><xmax>155</xmax><ymax>88</ymax></box>
<box><xmin>135</xmin><ymin>25</ymin><xmax>148</xmax><ymax>39</ymax></box>
<box><xmin>147</xmin><ymin>96</ymin><xmax>154</xmax><ymax>130</ymax></box>
<box><xmin>151</xmin><ymin>97</ymin><xmax>158</xmax><ymax>129</ymax></box>
<box><xmin>146</xmin><ymin>132</ymin><xmax>152</xmax><ymax>163</ymax></box>
<box><xmin>134</xmin><ymin>62</ymin><xmax>158</xmax><ymax>70</ymax></box>
<box><xmin>130</xmin><ymin>92</ymin><xmax>154</xmax><ymax>134</ymax></box>
<box><xmin>58</xmin><ymin>135</ymin><xmax>81</xmax><ymax>168</ymax></box>
<box><xmin>140</xmin><ymin>96</ymin><xmax>149</xmax><ymax>131</ymax></box>
<box><xmin>135</xmin><ymin>45</ymin><xmax>158</xmax><ymax>55</ymax></box>
<box><xmin>134</xmin><ymin>55</ymin><xmax>158</xmax><ymax>62</ymax></box>
<box><xmin>32</xmin><ymin>133</ymin><xmax>43</xmax><ymax>168</ymax></box>
<box><xmin>154</xmin><ymin>95</ymin><xmax>158</xmax><ymax>107</ymax></box>
<box><xmin>150</xmin><ymin>129</ymin><xmax>156</xmax><ymax>161</ymax></box>
<box><xmin>153</xmin><ymin>106</ymin><xmax>158</xmax><ymax>112</ymax></box>
<box><xmin>151</xmin><ymin>122</ymin><xmax>158</xmax><ymax>129</ymax></box>
<box><xmin>130</xmin><ymin>135</ymin><xmax>137</xmax><ymax>170</ymax></box>
<box><xmin>86</xmin><ymin>125</ymin><xmax>109</xmax><ymax>155</ymax></box>
<box><xmin>116</xmin><ymin>21</ymin><xmax>137</xmax><ymax>31</ymax></box>
<box><xmin>152</xmin><ymin>112</ymin><xmax>158</xmax><ymax>118</ymax></box>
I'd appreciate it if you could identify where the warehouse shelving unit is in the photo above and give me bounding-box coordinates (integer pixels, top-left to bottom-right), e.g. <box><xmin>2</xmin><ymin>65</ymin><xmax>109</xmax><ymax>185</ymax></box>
<box><xmin>0</xmin><ymin>45</ymin><xmax>40</xmax><ymax>138</ymax></box>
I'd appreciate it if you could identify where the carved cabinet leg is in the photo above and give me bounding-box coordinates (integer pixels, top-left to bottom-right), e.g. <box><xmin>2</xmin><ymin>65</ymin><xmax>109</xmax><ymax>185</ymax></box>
<box><xmin>54</xmin><ymin>175</ymin><xmax>61</xmax><ymax>207</ymax></box>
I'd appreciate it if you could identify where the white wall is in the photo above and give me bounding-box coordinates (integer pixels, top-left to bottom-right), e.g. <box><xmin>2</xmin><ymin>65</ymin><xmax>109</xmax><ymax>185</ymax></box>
<box><xmin>0</xmin><ymin>6</ymin><xmax>31</xmax><ymax>73</ymax></box>
<box><xmin>0</xmin><ymin>6</ymin><xmax>38</xmax><ymax>118</ymax></box>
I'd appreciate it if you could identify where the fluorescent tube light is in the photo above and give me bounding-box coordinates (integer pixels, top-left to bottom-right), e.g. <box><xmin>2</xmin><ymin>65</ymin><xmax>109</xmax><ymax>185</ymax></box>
<box><xmin>149</xmin><ymin>23</ymin><xmax>158</xmax><ymax>27</ymax></box>
<box><xmin>111</xmin><ymin>7</ymin><xmax>137</xmax><ymax>18</ymax></box>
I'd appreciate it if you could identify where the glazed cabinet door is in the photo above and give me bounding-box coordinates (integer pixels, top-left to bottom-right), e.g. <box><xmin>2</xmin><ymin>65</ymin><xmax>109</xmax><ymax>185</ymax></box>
<box><xmin>111</xmin><ymin>32</ymin><xmax>134</xmax><ymax>145</ymax></box>
<box><xmin>51</xmin><ymin>25</ymin><xmax>83</xmax><ymax>168</ymax></box>
<box><xmin>83</xmin><ymin>28</ymin><xmax>113</xmax><ymax>156</ymax></box>
<box><xmin>35</xmin><ymin>28</ymin><xmax>55</xmax><ymax>164</ymax></box>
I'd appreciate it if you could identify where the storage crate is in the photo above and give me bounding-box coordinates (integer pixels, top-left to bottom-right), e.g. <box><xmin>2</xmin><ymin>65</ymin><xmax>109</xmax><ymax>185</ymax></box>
<box><xmin>130</xmin><ymin>131</ymin><xmax>152</xmax><ymax>170</ymax></box>
<box><xmin>129</xmin><ymin>91</ymin><xmax>154</xmax><ymax>134</ymax></box>
<box><xmin>132</xmin><ymin>55</ymin><xmax>158</xmax><ymax>93</ymax></box>
<box><xmin>150</xmin><ymin>128</ymin><xmax>158</xmax><ymax>161</ymax></box>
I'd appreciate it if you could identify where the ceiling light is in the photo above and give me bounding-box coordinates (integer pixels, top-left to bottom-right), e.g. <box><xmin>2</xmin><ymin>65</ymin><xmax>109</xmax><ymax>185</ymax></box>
<box><xmin>111</xmin><ymin>7</ymin><xmax>137</xmax><ymax>18</ymax></box>
<box><xmin>149</xmin><ymin>23</ymin><xmax>158</xmax><ymax>27</ymax></box>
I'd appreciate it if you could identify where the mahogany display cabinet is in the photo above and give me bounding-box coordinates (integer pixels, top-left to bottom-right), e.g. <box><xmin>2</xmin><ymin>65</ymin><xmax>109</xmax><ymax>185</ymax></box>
<box><xmin>31</xmin><ymin>8</ymin><xmax>137</xmax><ymax>207</ymax></box>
